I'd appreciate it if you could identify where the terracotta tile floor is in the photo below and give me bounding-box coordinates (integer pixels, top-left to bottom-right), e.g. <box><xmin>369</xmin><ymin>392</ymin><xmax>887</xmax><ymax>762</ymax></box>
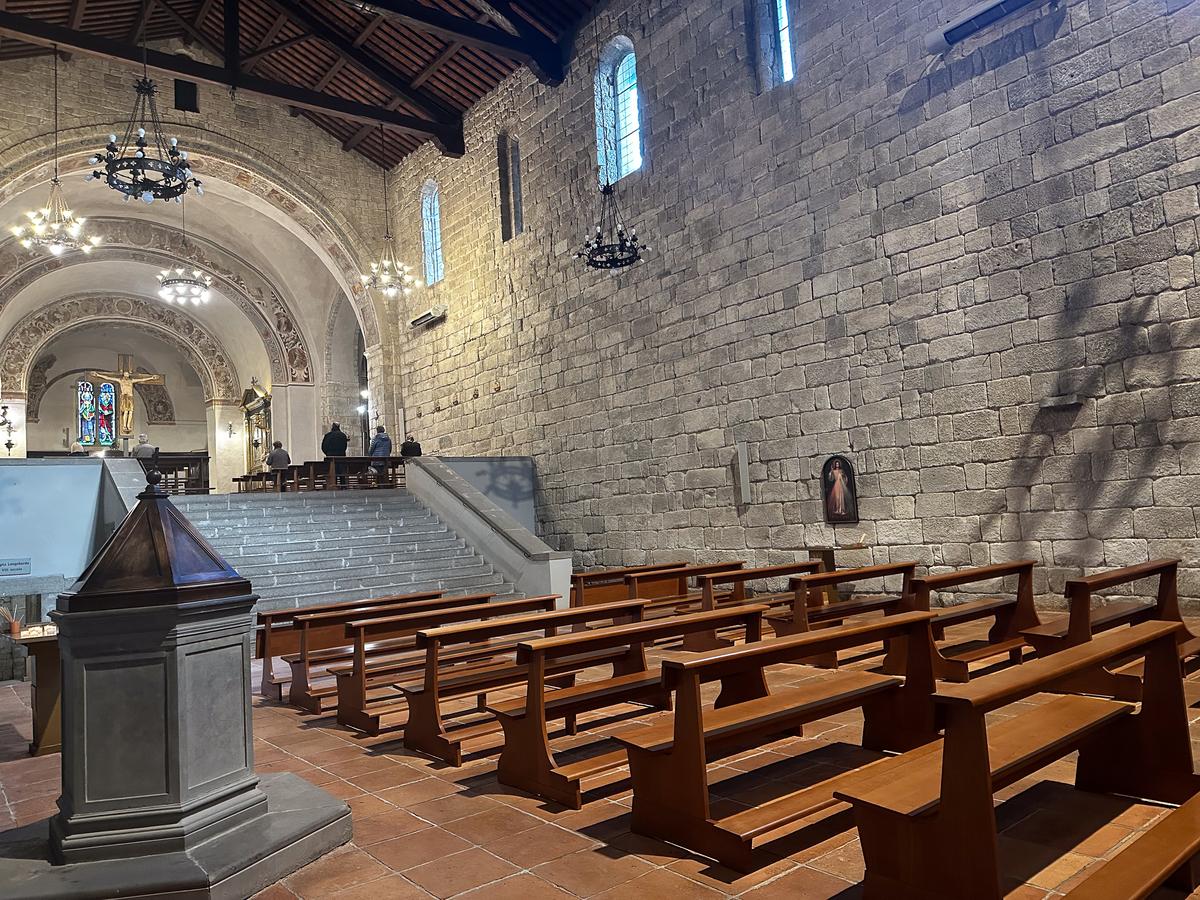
<box><xmin>4</xmin><ymin>626</ymin><xmax>1200</xmax><ymax>899</ymax></box>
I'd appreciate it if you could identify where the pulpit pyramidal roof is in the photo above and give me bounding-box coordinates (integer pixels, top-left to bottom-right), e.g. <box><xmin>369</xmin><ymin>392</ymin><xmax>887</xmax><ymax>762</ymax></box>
<box><xmin>58</xmin><ymin>466</ymin><xmax>252</xmax><ymax>612</ymax></box>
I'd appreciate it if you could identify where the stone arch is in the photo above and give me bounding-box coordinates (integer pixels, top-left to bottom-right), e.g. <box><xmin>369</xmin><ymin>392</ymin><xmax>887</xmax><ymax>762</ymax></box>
<box><xmin>0</xmin><ymin>294</ymin><xmax>239</xmax><ymax>402</ymax></box>
<box><xmin>0</xmin><ymin>126</ymin><xmax>383</xmax><ymax>347</ymax></box>
<box><xmin>0</xmin><ymin>218</ymin><xmax>311</xmax><ymax>385</ymax></box>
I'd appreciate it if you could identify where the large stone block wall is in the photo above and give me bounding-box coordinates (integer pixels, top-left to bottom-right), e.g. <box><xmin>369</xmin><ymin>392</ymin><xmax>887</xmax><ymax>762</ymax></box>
<box><xmin>386</xmin><ymin>0</ymin><xmax>1200</xmax><ymax>604</ymax></box>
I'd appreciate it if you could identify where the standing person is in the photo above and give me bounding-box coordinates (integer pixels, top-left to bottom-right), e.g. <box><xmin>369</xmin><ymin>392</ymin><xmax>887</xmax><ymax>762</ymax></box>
<box><xmin>130</xmin><ymin>434</ymin><xmax>156</xmax><ymax>459</ymax></box>
<box><xmin>321</xmin><ymin>422</ymin><xmax>349</xmax><ymax>487</ymax></box>
<box><xmin>266</xmin><ymin>440</ymin><xmax>291</xmax><ymax>470</ymax></box>
<box><xmin>368</xmin><ymin>425</ymin><xmax>392</xmax><ymax>482</ymax></box>
<box><xmin>399</xmin><ymin>433</ymin><xmax>422</xmax><ymax>458</ymax></box>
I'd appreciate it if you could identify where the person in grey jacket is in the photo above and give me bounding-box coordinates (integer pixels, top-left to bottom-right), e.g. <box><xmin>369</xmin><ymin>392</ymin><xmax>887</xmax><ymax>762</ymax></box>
<box><xmin>369</xmin><ymin>426</ymin><xmax>392</xmax><ymax>479</ymax></box>
<box><xmin>130</xmin><ymin>434</ymin><xmax>156</xmax><ymax>458</ymax></box>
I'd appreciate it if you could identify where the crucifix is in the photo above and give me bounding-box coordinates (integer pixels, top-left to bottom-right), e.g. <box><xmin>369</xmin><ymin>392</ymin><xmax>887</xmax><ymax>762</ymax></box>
<box><xmin>89</xmin><ymin>354</ymin><xmax>165</xmax><ymax>439</ymax></box>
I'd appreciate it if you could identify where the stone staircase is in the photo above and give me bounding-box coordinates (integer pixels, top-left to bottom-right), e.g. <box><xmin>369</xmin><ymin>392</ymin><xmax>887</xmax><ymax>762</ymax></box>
<box><xmin>172</xmin><ymin>491</ymin><xmax>515</xmax><ymax>613</ymax></box>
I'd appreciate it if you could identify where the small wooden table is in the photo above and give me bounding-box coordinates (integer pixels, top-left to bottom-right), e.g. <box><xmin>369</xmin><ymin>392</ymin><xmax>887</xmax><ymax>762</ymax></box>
<box><xmin>14</xmin><ymin>625</ymin><xmax>61</xmax><ymax>757</ymax></box>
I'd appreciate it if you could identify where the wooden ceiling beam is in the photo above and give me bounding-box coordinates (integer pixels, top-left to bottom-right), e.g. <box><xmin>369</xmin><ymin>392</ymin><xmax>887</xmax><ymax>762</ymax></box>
<box><xmin>342</xmin><ymin>0</ymin><xmax>564</xmax><ymax>84</ymax></box>
<box><xmin>155</xmin><ymin>0</ymin><xmax>222</xmax><ymax>57</ymax></box>
<box><xmin>126</xmin><ymin>0</ymin><xmax>155</xmax><ymax>44</ymax></box>
<box><xmin>243</xmin><ymin>32</ymin><xmax>310</xmax><ymax>69</ymax></box>
<box><xmin>341</xmin><ymin>10</ymin><xmax>488</xmax><ymax>155</ymax></box>
<box><xmin>267</xmin><ymin>1</ymin><xmax>456</xmax><ymax>125</ymax></box>
<box><xmin>193</xmin><ymin>0</ymin><xmax>218</xmax><ymax>29</ymax></box>
<box><xmin>0</xmin><ymin>9</ymin><xmax>465</xmax><ymax>155</ymax></box>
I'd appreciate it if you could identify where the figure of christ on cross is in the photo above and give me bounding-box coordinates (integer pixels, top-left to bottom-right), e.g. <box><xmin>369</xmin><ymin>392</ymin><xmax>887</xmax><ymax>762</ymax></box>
<box><xmin>89</xmin><ymin>354</ymin><xmax>165</xmax><ymax>439</ymax></box>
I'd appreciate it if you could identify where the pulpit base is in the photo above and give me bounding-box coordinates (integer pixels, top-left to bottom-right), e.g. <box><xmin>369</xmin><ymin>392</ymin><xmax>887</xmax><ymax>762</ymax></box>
<box><xmin>0</xmin><ymin>773</ymin><xmax>350</xmax><ymax>900</ymax></box>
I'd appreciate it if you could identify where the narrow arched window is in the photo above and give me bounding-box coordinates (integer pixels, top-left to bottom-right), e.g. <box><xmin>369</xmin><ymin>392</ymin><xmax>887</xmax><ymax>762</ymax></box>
<box><xmin>753</xmin><ymin>0</ymin><xmax>796</xmax><ymax>90</ymax></box>
<box><xmin>595</xmin><ymin>37</ymin><xmax>643</xmax><ymax>185</ymax></box>
<box><xmin>774</xmin><ymin>0</ymin><xmax>795</xmax><ymax>82</ymax></box>
<box><xmin>497</xmin><ymin>131</ymin><xmax>524</xmax><ymax>241</ymax></box>
<box><xmin>421</xmin><ymin>181</ymin><xmax>444</xmax><ymax>285</ymax></box>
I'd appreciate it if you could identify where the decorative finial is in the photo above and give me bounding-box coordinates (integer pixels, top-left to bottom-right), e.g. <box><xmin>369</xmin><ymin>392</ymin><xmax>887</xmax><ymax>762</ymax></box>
<box><xmin>142</xmin><ymin>447</ymin><xmax>165</xmax><ymax>496</ymax></box>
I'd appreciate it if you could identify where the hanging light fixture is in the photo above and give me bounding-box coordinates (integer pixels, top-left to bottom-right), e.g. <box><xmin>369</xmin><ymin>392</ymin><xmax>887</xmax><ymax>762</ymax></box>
<box><xmin>361</xmin><ymin>126</ymin><xmax>420</xmax><ymax>299</ymax></box>
<box><xmin>575</xmin><ymin>181</ymin><xmax>649</xmax><ymax>269</ymax></box>
<box><xmin>10</xmin><ymin>48</ymin><xmax>100</xmax><ymax>256</ymax></box>
<box><xmin>156</xmin><ymin>193</ymin><xmax>212</xmax><ymax>305</ymax></box>
<box><xmin>576</xmin><ymin>120</ymin><xmax>648</xmax><ymax>270</ymax></box>
<box><xmin>86</xmin><ymin>43</ymin><xmax>201</xmax><ymax>204</ymax></box>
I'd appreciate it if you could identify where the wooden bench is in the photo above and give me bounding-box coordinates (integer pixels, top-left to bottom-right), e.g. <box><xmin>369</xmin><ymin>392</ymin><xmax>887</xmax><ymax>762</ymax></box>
<box><xmin>624</xmin><ymin>562</ymin><xmax>745</xmax><ymax>611</ymax></box>
<box><xmin>880</xmin><ymin>559</ymin><xmax>1040</xmax><ymax>682</ymax></box>
<box><xmin>836</xmin><ymin>620</ymin><xmax>1199</xmax><ymax>899</ymax></box>
<box><xmin>616</xmin><ymin>611</ymin><xmax>940</xmax><ymax>871</ymax></box>
<box><xmin>1062</xmin><ymin>791</ymin><xmax>1200</xmax><ymax>899</ymax></box>
<box><xmin>256</xmin><ymin>589</ymin><xmax>443</xmax><ymax>699</ymax></box>
<box><xmin>490</xmin><ymin>604</ymin><xmax>768</xmax><ymax>809</ymax></box>
<box><xmin>571</xmin><ymin>562</ymin><xmax>687</xmax><ymax>606</ymax></box>
<box><xmin>1024</xmin><ymin>558</ymin><xmax>1193</xmax><ymax>652</ymax></box>
<box><xmin>283</xmin><ymin>591</ymin><xmax>497</xmax><ymax>712</ymax></box>
<box><xmin>789</xmin><ymin>560</ymin><xmax>916</xmax><ymax>628</ymax></box>
<box><xmin>332</xmin><ymin>597</ymin><xmax>629</xmax><ymax>735</ymax></box>
<box><xmin>1024</xmin><ymin>559</ymin><xmax>1200</xmax><ymax>701</ymax></box>
<box><xmin>685</xmin><ymin>562</ymin><xmax>825</xmax><ymax>651</ymax></box>
<box><xmin>401</xmin><ymin>600</ymin><xmax>652</xmax><ymax>765</ymax></box>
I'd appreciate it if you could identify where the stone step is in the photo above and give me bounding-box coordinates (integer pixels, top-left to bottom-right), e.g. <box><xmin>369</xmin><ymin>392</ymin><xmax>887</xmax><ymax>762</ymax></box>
<box><xmin>174</xmin><ymin>494</ymin><xmax>422</xmax><ymax>513</ymax></box>
<box><xmin>201</xmin><ymin>520</ymin><xmax>450</xmax><ymax>546</ymax></box>
<box><xmin>232</xmin><ymin>537</ymin><xmax>467</xmax><ymax>568</ymax></box>
<box><xmin>202</xmin><ymin>533</ymin><xmax>464</xmax><ymax>560</ymax></box>
<box><xmin>177</xmin><ymin>499</ymin><xmax>427</xmax><ymax>520</ymax></box>
<box><xmin>249</xmin><ymin>562</ymin><xmax>496</xmax><ymax>592</ymax></box>
<box><xmin>180</xmin><ymin>508</ymin><xmax>436</xmax><ymax>528</ymax></box>
<box><xmin>251</xmin><ymin>575</ymin><xmax>515</xmax><ymax>611</ymax></box>
<box><xmin>234</xmin><ymin>549</ymin><xmax>480</xmax><ymax>579</ymax></box>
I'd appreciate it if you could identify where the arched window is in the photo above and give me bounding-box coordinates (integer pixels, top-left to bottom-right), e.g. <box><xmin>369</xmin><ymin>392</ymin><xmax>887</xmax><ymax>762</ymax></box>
<box><xmin>595</xmin><ymin>37</ymin><xmax>642</xmax><ymax>184</ymax></box>
<box><xmin>421</xmin><ymin>181</ymin><xmax>444</xmax><ymax>285</ymax></box>
<box><xmin>753</xmin><ymin>0</ymin><xmax>796</xmax><ymax>90</ymax></box>
<box><xmin>497</xmin><ymin>131</ymin><xmax>523</xmax><ymax>241</ymax></box>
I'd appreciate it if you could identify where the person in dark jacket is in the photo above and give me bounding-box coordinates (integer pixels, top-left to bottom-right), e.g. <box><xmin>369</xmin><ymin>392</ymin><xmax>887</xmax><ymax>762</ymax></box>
<box><xmin>321</xmin><ymin>423</ymin><xmax>349</xmax><ymax>457</ymax></box>
<box><xmin>400</xmin><ymin>434</ymin><xmax>422</xmax><ymax>458</ymax></box>
<box><xmin>368</xmin><ymin>426</ymin><xmax>392</xmax><ymax>480</ymax></box>
<box><xmin>321</xmin><ymin>423</ymin><xmax>350</xmax><ymax>486</ymax></box>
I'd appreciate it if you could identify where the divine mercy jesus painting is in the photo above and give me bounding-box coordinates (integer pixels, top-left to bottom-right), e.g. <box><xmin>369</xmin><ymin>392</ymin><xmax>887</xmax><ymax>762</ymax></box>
<box><xmin>821</xmin><ymin>455</ymin><xmax>859</xmax><ymax>525</ymax></box>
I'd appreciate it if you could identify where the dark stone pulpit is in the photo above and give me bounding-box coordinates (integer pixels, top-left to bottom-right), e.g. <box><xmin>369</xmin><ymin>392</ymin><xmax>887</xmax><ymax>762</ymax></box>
<box><xmin>0</xmin><ymin>467</ymin><xmax>350</xmax><ymax>898</ymax></box>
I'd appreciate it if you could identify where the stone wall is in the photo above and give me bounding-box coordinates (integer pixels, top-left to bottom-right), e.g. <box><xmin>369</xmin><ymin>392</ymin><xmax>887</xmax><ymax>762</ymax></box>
<box><xmin>386</xmin><ymin>0</ymin><xmax>1200</xmax><ymax>604</ymax></box>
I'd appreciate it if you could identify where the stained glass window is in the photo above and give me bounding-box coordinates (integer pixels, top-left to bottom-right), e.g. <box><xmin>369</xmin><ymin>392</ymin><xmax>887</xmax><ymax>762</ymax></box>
<box><xmin>78</xmin><ymin>381</ymin><xmax>96</xmax><ymax>446</ymax></box>
<box><xmin>97</xmin><ymin>382</ymin><xmax>116</xmax><ymax>447</ymax></box>
<box><xmin>421</xmin><ymin>182</ymin><xmax>444</xmax><ymax>286</ymax></box>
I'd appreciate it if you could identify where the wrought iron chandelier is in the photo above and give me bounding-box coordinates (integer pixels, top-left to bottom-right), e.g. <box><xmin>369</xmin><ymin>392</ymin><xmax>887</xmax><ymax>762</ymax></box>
<box><xmin>576</xmin><ymin>181</ymin><xmax>649</xmax><ymax>269</ymax></box>
<box><xmin>156</xmin><ymin>194</ymin><xmax>212</xmax><ymax>305</ymax></box>
<box><xmin>361</xmin><ymin>127</ymin><xmax>419</xmax><ymax>299</ymax></box>
<box><xmin>10</xmin><ymin>49</ymin><xmax>100</xmax><ymax>256</ymax></box>
<box><xmin>87</xmin><ymin>49</ymin><xmax>201</xmax><ymax>204</ymax></box>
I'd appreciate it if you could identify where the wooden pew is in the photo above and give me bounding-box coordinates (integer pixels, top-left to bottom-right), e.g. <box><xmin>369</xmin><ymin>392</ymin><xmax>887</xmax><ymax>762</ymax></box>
<box><xmin>836</xmin><ymin>620</ymin><xmax>1200</xmax><ymax>900</ymax></box>
<box><xmin>284</xmin><ymin>591</ymin><xmax>496</xmax><ymax>712</ymax></box>
<box><xmin>401</xmin><ymin>600</ymin><xmax>651</xmax><ymax>765</ymax></box>
<box><xmin>1061</xmin><ymin>792</ymin><xmax>1200</xmax><ymax>899</ymax></box>
<box><xmin>790</xmin><ymin>560</ymin><xmax>916</xmax><ymax>629</ymax></box>
<box><xmin>332</xmin><ymin>596</ymin><xmax>620</xmax><ymax>735</ymax></box>
<box><xmin>880</xmin><ymin>558</ymin><xmax>1039</xmax><ymax>682</ymax></box>
<box><xmin>1023</xmin><ymin>559</ymin><xmax>1200</xmax><ymax>701</ymax></box>
<box><xmin>571</xmin><ymin>562</ymin><xmax>687</xmax><ymax>607</ymax></box>
<box><xmin>491</xmin><ymin>604</ymin><xmax>768</xmax><ymax>809</ymax></box>
<box><xmin>256</xmin><ymin>589</ymin><xmax>443</xmax><ymax>700</ymax></box>
<box><xmin>624</xmin><ymin>562</ymin><xmax>745</xmax><ymax>612</ymax></box>
<box><xmin>1023</xmin><ymin>558</ymin><xmax>1194</xmax><ymax>655</ymax></box>
<box><xmin>685</xmin><ymin>562</ymin><xmax>824</xmax><ymax>651</ymax></box>
<box><xmin>615</xmin><ymin>611</ymin><xmax>940</xmax><ymax>871</ymax></box>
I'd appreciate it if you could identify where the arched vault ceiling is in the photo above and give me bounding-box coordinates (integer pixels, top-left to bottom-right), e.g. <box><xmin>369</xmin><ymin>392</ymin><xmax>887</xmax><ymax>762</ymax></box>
<box><xmin>0</xmin><ymin>217</ymin><xmax>313</xmax><ymax>385</ymax></box>
<box><xmin>0</xmin><ymin>293</ymin><xmax>240</xmax><ymax>402</ymax></box>
<box><xmin>0</xmin><ymin>137</ymin><xmax>381</xmax><ymax>346</ymax></box>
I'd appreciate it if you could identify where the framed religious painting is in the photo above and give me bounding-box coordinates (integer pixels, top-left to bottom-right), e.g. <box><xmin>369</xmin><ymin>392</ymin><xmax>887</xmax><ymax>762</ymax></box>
<box><xmin>821</xmin><ymin>455</ymin><xmax>859</xmax><ymax>524</ymax></box>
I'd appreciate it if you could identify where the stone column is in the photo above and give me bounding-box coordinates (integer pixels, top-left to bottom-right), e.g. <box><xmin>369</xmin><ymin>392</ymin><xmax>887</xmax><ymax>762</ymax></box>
<box><xmin>207</xmin><ymin>400</ymin><xmax>244</xmax><ymax>494</ymax></box>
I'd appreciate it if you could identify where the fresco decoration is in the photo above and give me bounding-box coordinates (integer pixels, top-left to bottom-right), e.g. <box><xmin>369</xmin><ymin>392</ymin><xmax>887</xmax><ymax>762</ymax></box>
<box><xmin>0</xmin><ymin>295</ymin><xmax>239</xmax><ymax>403</ymax></box>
